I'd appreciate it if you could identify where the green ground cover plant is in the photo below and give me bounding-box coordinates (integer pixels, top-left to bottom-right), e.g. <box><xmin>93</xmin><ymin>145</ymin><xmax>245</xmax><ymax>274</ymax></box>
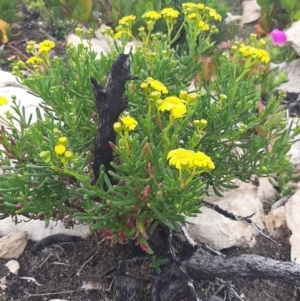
<box><xmin>0</xmin><ymin>3</ymin><xmax>297</xmax><ymax>253</ymax></box>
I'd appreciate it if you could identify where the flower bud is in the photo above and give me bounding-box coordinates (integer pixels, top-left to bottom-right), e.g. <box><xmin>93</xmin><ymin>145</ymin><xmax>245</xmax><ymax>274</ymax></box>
<box><xmin>179</xmin><ymin>90</ymin><xmax>188</xmax><ymax>100</ymax></box>
<box><xmin>58</xmin><ymin>136</ymin><xmax>68</xmax><ymax>147</ymax></box>
<box><xmin>156</xmin><ymin>191</ymin><xmax>163</xmax><ymax>198</ymax></box>
<box><xmin>64</xmin><ymin>151</ymin><xmax>72</xmax><ymax>160</ymax></box>
<box><xmin>219</xmin><ymin>94</ymin><xmax>227</xmax><ymax>101</ymax></box>
<box><xmin>149</xmin><ymin>91</ymin><xmax>161</xmax><ymax>101</ymax></box>
<box><xmin>186</xmin><ymin>93</ymin><xmax>198</xmax><ymax>104</ymax></box>
<box><xmin>75</xmin><ymin>28</ymin><xmax>84</xmax><ymax>39</ymax></box>
<box><xmin>257</xmin><ymin>39</ymin><xmax>266</xmax><ymax>48</ymax></box>
<box><xmin>113</xmin><ymin>122</ymin><xmax>122</xmax><ymax>133</ymax></box>
<box><xmin>250</xmin><ymin>33</ymin><xmax>257</xmax><ymax>43</ymax></box>
<box><xmin>231</xmin><ymin>45</ymin><xmax>238</xmax><ymax>54</ymax></box>
<box><xmin>140</xmin><ymin>82</ymin><xmax>148</xmax><ymax>93</ymax></box>
<box><xmin>39</xmin><ymin>151</ymin><xmax>51</xmax><ymax>163</ymax></box>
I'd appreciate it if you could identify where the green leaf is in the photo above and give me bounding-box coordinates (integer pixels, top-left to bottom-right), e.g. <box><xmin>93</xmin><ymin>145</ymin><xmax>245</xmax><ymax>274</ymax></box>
<box><xmin>281</xmin><ymin>0</ymin><xmax>296</xmax><ymax>12</ymax></box>
<box><xmin>294</xmin><ymin>10</ymin><xmax>300</xmax><ymax>20</ymax></box>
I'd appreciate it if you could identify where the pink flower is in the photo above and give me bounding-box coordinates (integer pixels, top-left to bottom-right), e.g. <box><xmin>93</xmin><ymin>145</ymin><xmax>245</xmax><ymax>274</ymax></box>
<box><xmin>270</xmin><ymin>29</ymin><xmax>287</xmax><ymax>46</ymax></box>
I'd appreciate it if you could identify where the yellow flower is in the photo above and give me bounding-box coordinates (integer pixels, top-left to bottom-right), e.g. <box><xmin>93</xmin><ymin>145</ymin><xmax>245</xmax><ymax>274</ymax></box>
<box><xmin>187</xmin><ymin>13</ymin><xmax>197</xmax><ymax>20</ymax></box>
<box><xmin>159</xmin><ymin>96</ymin><xmax>187</xmax><ymax>118</ymax></box>
<box><xmin>27</xmin><ymin>40</ymin><xmax>36</xmax><ymax>46</ymax></box>
<box><xmin>239</xmin><ymin>44</ymin><xmax>256</xmax><ymax>57</ymax></box>
<box><xmin>145</xmin><ymin>77</ymin><xmax>168</xmax><ymax>94</ymax></box>
<box><xmin>38</xmin><ymin>46</ymin><xmax>51</xmax><ymax>55</ymax></box>
<box><xmin>26</xmin><ymin>56</ymin><xmax>42</xmax><ymax>65</ymax></box>
<box><xmin>206</xmin><ymin>8</ymin><xmax>222</xmax><ymax>21</ymax></box>
<box><xmin>119</xmin><ymin>15</ymin><xmax>136</xmax><ymax>25</ymax></box>
<box><xmin>198</xmin><ymin>21</ymin><xmax>209</xmax><ymax>31</ymax></box>
<box><xmin>160</xmin><ymin>8</ymin><xmax>180</xmax><ymax>19</ymax></box>
<box><xmin>191</xmin><ymin>152</ymin><xmax>215</xmax><ymax>171</ymax></box>
<box><xmin>182</xmin><ymin>3</ymin><xmax>197</xmax><ymax>9</ymax></box>
<box><xmin>39</xmin><ymin>40</ymin><xmax>55</xmax><ymax>49</ymax></box>
<box><xmin>167</xmin><ymin>148</ymin><xmax>215</xmax><ymax>171</ymax></box>
<box><xmin>0</xmin><ymin>96</ymin><xmax>8</xmax><ymax>106</ymax></box>
<box><xmin>167</xmin><ymin>148</ymin><xmax>194</xmax><ymax>169</ymax></box>
<box><xmin>54</xmin><ymin>144</ymin><xmax>66</xmax><ymax>155</ymax></box>
<box><xmin>143</xmin><ymin>11</ymin><xmax>161</xmax><ymax>21</ymax></box>
<box><xmin>256</xmin><ymin>49</ymin><xmax>270</xmax><ymax>63</ymax></box>
<box><xmin>120</xmin><ymin>115</ymin><xmax>138</xmax><ymax>131</ymax></box>
<box><xmin>196</xmin><ymin>3</ymin><xmax>205</xmax><ymax>10</ymax></box>
<box><xmin>114</xmin><ymin>31</ymin><xmax>125</xmax><ymax>39</ymax></box>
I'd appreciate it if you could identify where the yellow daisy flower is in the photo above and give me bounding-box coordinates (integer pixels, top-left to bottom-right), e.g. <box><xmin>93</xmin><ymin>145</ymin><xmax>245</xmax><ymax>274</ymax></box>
<box><xmin>256</xmin><ymin>49</ymin><xmax>270</xmax><ymax>63</ymax></box>
<box><xmin>119</xmin><ymin>15</ymin><xmax>136</xmax><ymax>25</ymax></box>
<box><xmin>167</xmin><ymin>148</ymin><xmax>194</xmax><ymax>169</ymax></box>
<box><xmin>114</xmin><ymin>31</ymin><xmax>125</xmax><ymax>39</ymax></box>
<box><xmin>38</xmin><ymin>46</ymin><xmax>51</xmax><ymax>55</ymax></box>
<box><xmin>26</xmin><ymin>56</ymin><xmax>42</xmax><ymax>65</ymax></box>
<box><xmin>191</xmin><ymin>152</ymin><xmax>215</xmax><ymax>170</ymax></box>
<box><xmin>206</xmin><ymin>8</ymin><xmax>222</xmax><ymax>21</ymax></box>
<box><xmin>54</xmin><ymin>144</ymin><xmax>66</xmax><ymax>155</ymax></box>
<box><xmin>198</xmin><ymin>21</ymin><xmax>209</xmax><ymax>31</ymax></box>
<box><xmin>120</xmin><ymin>115</ymin><xmax>138</xmax><ymax>131</ymax></box>
<box><xmin>197</xmin><ymin>3</ymin><xmax>205</xmax><ymax>10</ymax></box>
<box><xmin>158</xmin><ymin>96</ymin><xmax>187</xmax><ymax>118</ymax></box>
<box><xmin>0</xmin><ymin>96</ymin><xmax>8</xmax><ymax>106</ymax></box>
<box><xmin>142</xmin><ymin>11</ymin><xmax>161</xmax><ymax>21</ymax></box>
<box><xmin>182</xmin><ymin>3</ymin><xmax>197</xmax><ymax>10</ymax></box>
<box><xmin>145</xmin><ymin>78</ymin><xmax>168</xmax><ymax>94</ymax></box>
<box><xmin>160</xmin><ymin>8</ymin><xmax>180</xmax><ymax>19</ymax></box>
<box><xmin>39</xmin><ymin>40</ymin><xmax>55</xmax><ymax>49</ymax></box>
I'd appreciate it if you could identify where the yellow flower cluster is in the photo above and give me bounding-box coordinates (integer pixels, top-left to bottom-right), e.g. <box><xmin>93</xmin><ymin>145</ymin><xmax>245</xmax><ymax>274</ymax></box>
<box><xmin>144</xmin><ymin>77</ymin><xmax>168</xmax><ymax>94</ymax></box>
<box><xmin>160</xmin><ymin>8</ymin><xmax>180</xmax><ymax>19</ymax></box>
<box><xmin>159</xmin><ymin>96</ymin><xmax>187</xmax><ymax>118</ymax></box>
<box><xmin>238</xmin><ymin>43</ymin><xmax>270</xmax><ymax>63</ymax></box>
<box><xmin>114</xmin><ymin>115</ymin><xmax>138</xmax><ymax>133</ymax></box>
<box><xmin>114</xmin><ymin>15</ymin><xmax>136</xmax><ymax>39</ymax></box>
<box><xmin>120</xmin><ymin>115</ymin><xmax>138</xmax><ymax>131</ymax></box>
<box><xmin>167</xmin><ymin>148</ymin><xmax>215</xmax><ymax>171</ymax></box>
<box><xmin>23</xmin><ymin>39</ymin><xmax>56</xmax><ymax>70</ymax></box>
<box><xmin>54</xmin><ymin>136</ymin><xmax>73</xmax><ymax>162</ymax></box>
<box><xmin>182</xmin><ymin>2</ymin><xmax>221</xmax><ymax>33</ymax></box>
<box><xmin>141</xmin><ymin>78</ymin><xmax>199</xmax><ymax>119</ymax></box>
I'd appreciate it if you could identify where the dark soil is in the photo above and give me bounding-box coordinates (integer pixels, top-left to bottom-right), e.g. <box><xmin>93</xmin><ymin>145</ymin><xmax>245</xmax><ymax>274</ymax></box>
<box><xmin>0</xmin><ymin>232</ymin><xmax>296</xmax><ymax>301</ymax></box>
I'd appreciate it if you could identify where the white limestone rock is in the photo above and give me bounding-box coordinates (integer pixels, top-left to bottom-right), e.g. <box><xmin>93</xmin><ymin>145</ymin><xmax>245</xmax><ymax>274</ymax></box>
<box><xmin>225</xmin><ymin>0</ymin><xmax>260</xmax><ymax>25</ymax></box>
<box><xmin>0</xmin><ymin>216</ymin><xmax>90</xmax><ymax>241</ymax></box>
<box><xmin>5</xmin><ymin>260</ymin><xmax>20</xmax><ymax>275</ymax></box>
<box><xmin>67</xmin><ymin>26</ymin><xmax>139</xmax><ymax>58</ymax></box>
<box><xmin>286</xmin><ymin>20</ymin><xmax>300</xmax><ymax>56</ymax></box>
<box><xmin>285</xmin><ymin>184</ymin><xmax>300</xmax><ymax>263</ymax></box>
<box><xmin>0</xmin><ymin>86</ymin><xmax>43</xmax><ymax>127</ymax></box>
<box><xmin>241</xmin><ymin>0</ymin><xmax>261</xmax><ymax>24</ymax></box>
<box><xmin>186</xmin><ymin>180</ymin><xmax>265</xmax><ymax>250</ymax></box>
<box><xmin>257</xmin><ymin>177</ymin><xmax>278</xmax><ymax>202</ymax></box>
<box><xmin>278</xmin><ymin>58</ymin><xmax>300</xmax><ymax>94</ymax></box>
<box><xmin>0</xmin><ymin>70</ymin><xmax>22</xmax><ymax>88</ymax></box>
<box><xmin>0</xmin><ymin>276</ymin><xmax>7</xmax><ymax>290</ymax></box>
<box><xmin>264</xmin><ymin>206</ymin><xmax>289</xmax><ymax>239</ymax></box>
<box><xmin>0</xmin><ymin>232</ymin><xmax>28</xmax><ymax>259</ymax></box>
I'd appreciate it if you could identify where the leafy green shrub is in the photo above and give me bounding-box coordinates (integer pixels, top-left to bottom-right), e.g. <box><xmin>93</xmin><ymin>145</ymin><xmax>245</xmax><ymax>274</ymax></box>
<box><xmin>0</xmin><ymin>4</ymin><xmax>296</xmax><ymax>253</ymax></box>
